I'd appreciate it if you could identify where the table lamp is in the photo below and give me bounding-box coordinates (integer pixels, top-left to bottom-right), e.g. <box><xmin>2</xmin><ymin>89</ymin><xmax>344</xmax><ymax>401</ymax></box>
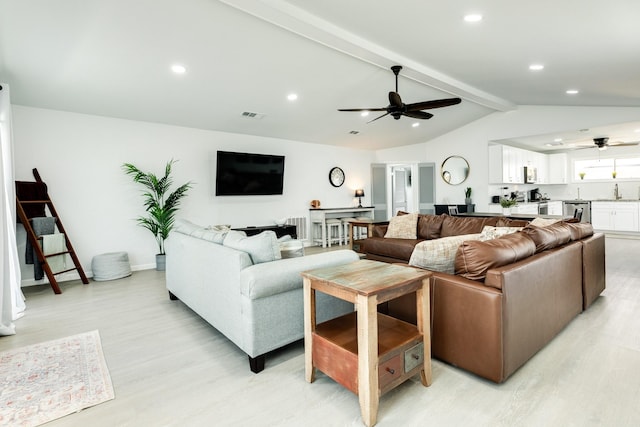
<box><xmin>354</xmin><ymin>189</ymin><xmax>365</xmax><ymax>208</ymax></box>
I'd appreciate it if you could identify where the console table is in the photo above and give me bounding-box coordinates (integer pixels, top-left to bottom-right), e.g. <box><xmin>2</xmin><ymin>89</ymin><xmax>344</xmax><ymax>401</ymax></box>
<box><xmin>232</xmin><ymin>224</ymin><xmax>297</xmax><ymax>239</ymax></box>
<box><xmin>309</xmin><ymin>207</ymin><xmax>374</xmax><ymax>248</ymax></box>
<box><xmin>302</xmin><ymin>260</ymin><xmax>431</xmax><ymax>427</ymax></box>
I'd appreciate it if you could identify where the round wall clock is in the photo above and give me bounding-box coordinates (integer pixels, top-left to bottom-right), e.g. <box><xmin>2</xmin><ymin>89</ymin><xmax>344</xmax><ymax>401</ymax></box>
<box><xmin>329</xmin><ymin>167</ymin><xmax>345</xmax><ymax>187</ymax></box>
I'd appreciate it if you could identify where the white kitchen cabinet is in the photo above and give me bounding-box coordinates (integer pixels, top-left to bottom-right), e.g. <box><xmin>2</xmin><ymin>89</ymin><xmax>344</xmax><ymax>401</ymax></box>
<box><xmin>513</xmin><ymin>203</ymin><xmax>539</xmax><ymax>215</ymax></box>
<box><xmin>591</xmin><ymin>201</ymin><xmax>639</xmax><ymax>232</ymax></box>
<box><xmin>531</xmin><ymin>152</ymin><xmax>548</xmax><ymax>184</ymax></box>
<box><xmin>547</xmin><ymin>201</ymin><xmax>563</xmax><ymax>216</ymax></box>
<box><xmin>548</xmin><ymin>153</ymin><xmax>568</xmax><ymax>184</ymax></box>
<box><xmin>488</xmin><ymin>145</ymin><xmax>525</xmax><ymax>184</ymax></box>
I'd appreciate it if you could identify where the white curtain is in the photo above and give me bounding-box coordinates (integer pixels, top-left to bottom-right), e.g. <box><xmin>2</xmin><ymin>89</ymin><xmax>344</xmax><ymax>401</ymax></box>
<box><xmin>0</xmin><ymin>83</ymin><xmax>25</xmax><ymax>336</ymax></box>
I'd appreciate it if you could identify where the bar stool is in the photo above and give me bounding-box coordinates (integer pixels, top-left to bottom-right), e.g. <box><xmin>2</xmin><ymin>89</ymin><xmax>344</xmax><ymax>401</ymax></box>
<box><xmin>341</xmin><ymin>217</ymin><xmax>357</xmax><ymax>245</ymax></box>
<box><xmin>325</xmin><ymin>218</ymin><xmax>343</xmax><ymax>247</ymax></box>
<box><xmin>310</xmin><ymin>219</ymin><xmax>325</xmax><ymax>247</ymax></box>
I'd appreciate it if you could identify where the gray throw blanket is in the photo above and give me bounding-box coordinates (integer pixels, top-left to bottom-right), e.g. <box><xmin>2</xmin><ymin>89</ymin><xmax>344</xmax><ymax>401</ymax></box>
<box><xmin>25</xmin><ymin>216</ymin><xmax>56</xmax><ymax>280</ymax></box>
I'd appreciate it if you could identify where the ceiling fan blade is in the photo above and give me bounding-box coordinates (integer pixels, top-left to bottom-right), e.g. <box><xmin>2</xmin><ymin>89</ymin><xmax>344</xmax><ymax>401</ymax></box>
<box><xmin>405</xmin><ymin>97</ymin><xmax>461</xmax><ymax>111</ymax></box>
<box><xmin>388</xmin><ymin>92</ymin><xmax>403</xmax><ymax>108</ymax></box>
<box><xmin>367</xmin><ymin>112</ymin><xmax>390</xmax><ymax>123</ymax></box>
<box><xmin>609</xmin><ymin>141</ymin><xmax>640</xmax><ymax>146</ymax></box>
<box><xmin>403</xmin><ymin>110</ymin><xmax>433</xmax><ymax>120</ymax></box>
<box><xmin>338</xmin><ymin>108</ymin><xmax>387</xmax><ymax>112</ymax></box>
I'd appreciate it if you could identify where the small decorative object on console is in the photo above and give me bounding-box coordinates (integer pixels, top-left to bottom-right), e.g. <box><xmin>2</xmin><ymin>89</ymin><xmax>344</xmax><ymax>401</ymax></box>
<box><xmin>310</xmin><ymin>199</ymin><xmax>321</xmax><ymax>208</ymax></box>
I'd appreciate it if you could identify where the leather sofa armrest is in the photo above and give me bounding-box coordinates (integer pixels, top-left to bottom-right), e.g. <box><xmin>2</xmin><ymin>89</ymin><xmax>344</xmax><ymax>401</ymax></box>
<box><xmin>581</xmin><ymin>233</ymin><xmax>605</xmax><ymax>309</ymax></box>
<box><xmin>428</xmin><ymin>273</ymin><xmax>505</xmax><ymax>383</ymax></box>
<box><xmin>386</xmin><ymin>272</ymin><xmax>505</xmax><ymax>382</ymax></box>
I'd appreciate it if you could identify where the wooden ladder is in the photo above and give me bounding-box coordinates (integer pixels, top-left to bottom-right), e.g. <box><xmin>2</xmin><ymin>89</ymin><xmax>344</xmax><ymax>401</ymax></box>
<box><xmin>15</xmin><ymin>168</ymin><xmax>89</xmax><ymax>294</ymax></box>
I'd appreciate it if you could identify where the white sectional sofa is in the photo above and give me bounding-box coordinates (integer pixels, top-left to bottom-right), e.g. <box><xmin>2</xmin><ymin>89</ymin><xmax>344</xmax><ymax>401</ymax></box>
<box><xmin>165</xmin><ymin>219</ymin><xmax>359</xmax><ymax>372</ymax></box>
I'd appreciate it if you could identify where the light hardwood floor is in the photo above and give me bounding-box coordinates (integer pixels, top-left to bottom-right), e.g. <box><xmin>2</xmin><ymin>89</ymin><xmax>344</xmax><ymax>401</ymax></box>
<box><xmin>2</xmin><ymin>236</ymin><xmax>640</xmax><ymax>426</ymax></box>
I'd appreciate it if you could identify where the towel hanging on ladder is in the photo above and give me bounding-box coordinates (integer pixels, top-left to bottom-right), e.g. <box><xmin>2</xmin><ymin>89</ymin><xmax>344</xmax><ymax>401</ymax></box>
<box><xmin>42</xmin><ymin>233</ymin><xmax>67</xmax><ymax>274</ymax></box>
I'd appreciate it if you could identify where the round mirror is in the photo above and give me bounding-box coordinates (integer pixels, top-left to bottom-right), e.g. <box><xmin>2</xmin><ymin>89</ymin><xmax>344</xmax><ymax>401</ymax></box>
<box><xmin>441</xmin><ymin>156</ymin><xmax>470</xmax><ymax>185</ymax></box>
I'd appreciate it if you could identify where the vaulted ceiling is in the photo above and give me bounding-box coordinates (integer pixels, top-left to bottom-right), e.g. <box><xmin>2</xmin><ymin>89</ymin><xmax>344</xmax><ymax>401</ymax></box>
<box><xmin>1</xmin><ymin>0</ymin><xmax>639</xmax><ymax>150</ymax></box>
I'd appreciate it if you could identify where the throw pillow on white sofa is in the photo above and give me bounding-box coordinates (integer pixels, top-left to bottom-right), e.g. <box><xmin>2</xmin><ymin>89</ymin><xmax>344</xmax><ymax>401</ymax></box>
<box><xmin>223</xmin><ymin>230</ymin><xmax>282</xmax><ymax>264</ymax></box>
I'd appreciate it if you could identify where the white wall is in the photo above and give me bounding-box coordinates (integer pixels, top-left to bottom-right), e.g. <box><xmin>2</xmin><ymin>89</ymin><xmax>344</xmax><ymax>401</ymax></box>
<box><xmin>375</xmin><ymin>105</ymin><xmax>640</xmax><ymax>211</ymax></box>
<box><xmin>13</xmin><ymin>106</ymin><xmax>374</xmax><ymax>283</ymax></box>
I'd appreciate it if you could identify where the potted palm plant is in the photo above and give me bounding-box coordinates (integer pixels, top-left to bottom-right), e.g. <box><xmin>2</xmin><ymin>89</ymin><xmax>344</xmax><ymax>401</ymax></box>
<box><xmin>123</xmin><ymin>160</ymin><xmax>192</xmax><ymax>271</ymax></box>
<box><xmin>464</xmin><ymin>187</ymin><xmax>472</xmax><ymax>205</ymax></box>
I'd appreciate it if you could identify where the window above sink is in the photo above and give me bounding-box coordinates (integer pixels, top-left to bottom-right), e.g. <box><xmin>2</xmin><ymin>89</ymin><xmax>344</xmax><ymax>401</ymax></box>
<box><xmin>574</xmin><ymin>156</ymin><xmax>640</xmax><ymax>181</ymax></box>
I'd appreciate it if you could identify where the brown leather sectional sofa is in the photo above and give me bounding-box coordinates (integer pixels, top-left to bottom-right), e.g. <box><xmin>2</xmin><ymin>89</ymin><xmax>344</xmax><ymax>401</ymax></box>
<box><xmin>355</xmin><ymin>213</ymin><xmax>606</xmax><ymax>383</ymax></box>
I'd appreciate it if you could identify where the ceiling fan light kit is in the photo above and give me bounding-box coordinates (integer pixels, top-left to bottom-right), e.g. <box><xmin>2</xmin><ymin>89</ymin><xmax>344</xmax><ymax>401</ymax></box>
<box><xmin>338</xmin><ymin>65</ymin><xmax>461</xmax><ymax>123</ymax></box>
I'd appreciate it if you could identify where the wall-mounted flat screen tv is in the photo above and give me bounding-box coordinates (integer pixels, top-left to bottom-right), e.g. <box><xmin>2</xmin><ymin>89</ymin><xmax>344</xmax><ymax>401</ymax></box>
<box><xmin>215</xmin><ymin>150</ymin><xmax>285</xmax><ymax>196</ymax></box>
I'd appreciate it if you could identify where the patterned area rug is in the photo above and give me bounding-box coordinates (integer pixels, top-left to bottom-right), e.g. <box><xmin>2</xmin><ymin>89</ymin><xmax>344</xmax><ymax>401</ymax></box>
<box><xmin>0</xmin><ymin>330</ymin><xmax>114</xmax><ymax>426</ymax></box>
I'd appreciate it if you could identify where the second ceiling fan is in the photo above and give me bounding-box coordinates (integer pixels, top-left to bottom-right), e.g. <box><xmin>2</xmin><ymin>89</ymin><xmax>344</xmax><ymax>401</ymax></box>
<box><xmin>577</xmin><ymin>137</ymin><xmax>640</xmax><ymax>150</ymax></box>
<box><xmin>338</xmin><ymin>65</ymin><xmax>462</xmax><ymax>123</ymax></box>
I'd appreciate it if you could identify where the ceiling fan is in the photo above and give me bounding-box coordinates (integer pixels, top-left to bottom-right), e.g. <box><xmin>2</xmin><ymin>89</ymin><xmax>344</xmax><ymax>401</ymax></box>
<box><xmin>338</xmin><ymin>65</ymin><xmax>461</xmax><ymax>123</ymax></box>
<box><xmin>577</xmin><ymin>137</ymin><xmax>640</xmax><ymax>150</ymax></box>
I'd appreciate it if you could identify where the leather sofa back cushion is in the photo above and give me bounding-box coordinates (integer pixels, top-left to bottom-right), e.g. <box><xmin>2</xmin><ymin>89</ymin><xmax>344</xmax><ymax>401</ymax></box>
<box><xmin>455</xmin><ymin>232</ymin><xmax>536</xmax><ymax>281</ymax></box>
<box><xmin>417</xmin><ymin>214</ymin><xmax>446</xmax><ymax>240</ymax></box>
<box><xmin>441</xmin><ymin>215</ymin><xmax>500</xmax><ymax>238</ymax></box>
<box><xmin>560</xmin><ymin>221</ymin><xmax>594</xmax><ymax>240</ymax></box>
<box><xmin>521</xmin><ymin>223</ymin><xmax>571</xmax><ymax>252</ymax></box>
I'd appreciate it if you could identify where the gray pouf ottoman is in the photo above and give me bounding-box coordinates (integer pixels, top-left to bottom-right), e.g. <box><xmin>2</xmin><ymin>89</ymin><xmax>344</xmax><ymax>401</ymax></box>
<box><xmin>91</xmin><ymin>252</ymin><xmax>132</xmax><ymax>281</ymax></box>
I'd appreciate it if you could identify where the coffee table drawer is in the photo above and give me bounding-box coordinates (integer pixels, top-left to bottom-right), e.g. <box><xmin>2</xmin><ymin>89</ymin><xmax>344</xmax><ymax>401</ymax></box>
<box><xmin>404</xmin><ymin>342</ymin><xmax>424</xmax><ymax>373</ymax></box>
<box><xmin>379</xmin><ymin>355</ymin><xmax>402</xmax><ymax>388</ymax></box>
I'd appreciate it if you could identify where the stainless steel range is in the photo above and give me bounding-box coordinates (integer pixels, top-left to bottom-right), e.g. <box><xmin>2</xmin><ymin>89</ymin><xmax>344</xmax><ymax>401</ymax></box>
<box><xmin>563</xmin><ymin>200</ymin><xmax>591</xmax><ymax>223</ymax></box>
<box><xmin>538</xmin><ymin>201</ymin><xmax>548</xmax><ymax>215</ymax></box>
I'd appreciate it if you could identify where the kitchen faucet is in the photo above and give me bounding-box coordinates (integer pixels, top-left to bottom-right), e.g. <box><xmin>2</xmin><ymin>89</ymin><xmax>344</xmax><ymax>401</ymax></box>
<box><xmin>614</xmin><ymin>183</ymin><xmax>621</xmax><ymax>200</ymax></box>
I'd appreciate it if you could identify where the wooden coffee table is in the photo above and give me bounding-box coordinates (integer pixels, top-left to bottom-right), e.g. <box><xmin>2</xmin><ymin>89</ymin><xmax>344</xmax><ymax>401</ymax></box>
<box><xmin>301</xmin><ymin>260</ymin><xmax>432</xmax><ymax>427</ymax></box>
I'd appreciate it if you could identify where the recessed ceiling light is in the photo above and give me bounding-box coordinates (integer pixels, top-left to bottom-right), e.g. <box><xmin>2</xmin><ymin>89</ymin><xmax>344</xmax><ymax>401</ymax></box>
<box><xmin>554</xmin><ymin>138</ymin><xmax>563</xmax><ymax>142</ymax></box>
<box><xmin>566</xmin><ymin>89</ymin><xmax>579</xmax><ymax>95</ymax></box>
<box><xmin>545</xmin><ymin>143</ymin><xmax>553</xmax><ymax>147</ymax></box>
<box><xmin>464</xmin><ymin>14</ymin><xmax>483</xmax><ymax>22</ymax></box>
<box><xmin>171</xmin><ymin>64</ymin><xmax>186</xmax><ymax>74</ymax></box>
<box><xmin>287</xmin><ymin>93</ymin><xmax>298</xmax><ymax>101</ymax></box>
<box><xmin>412</xmin><ymin>122</ymin><xmax>420</xmax><ymax>128</ymax></box>
<box><xmin>361</xmin><ymin>111</ymin><xmax>369</xmax><ymax>117</ymax></box>
<box><xmin>529</xmin><ymin>64</ymin><xmax>544</xmax><ymax>71</ymax></box>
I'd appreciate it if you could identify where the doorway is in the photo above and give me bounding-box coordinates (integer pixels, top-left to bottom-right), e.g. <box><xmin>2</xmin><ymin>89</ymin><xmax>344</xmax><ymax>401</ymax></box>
<box><xmin>371</xmin><ymin>163</ymin><xmax>435</xmax><ymax>220</ymax></box>
<box><xmin>391</xmin><ymin>166</ymin><xmax>413</xmax><ymax>214</ymax></box>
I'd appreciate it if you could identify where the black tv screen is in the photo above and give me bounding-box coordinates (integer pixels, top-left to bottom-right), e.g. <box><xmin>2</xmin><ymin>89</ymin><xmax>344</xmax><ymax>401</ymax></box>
<box><xmin>215</xmin><ymin>151</ymin><xmax>285</xmax><ymax>196</ymax></box>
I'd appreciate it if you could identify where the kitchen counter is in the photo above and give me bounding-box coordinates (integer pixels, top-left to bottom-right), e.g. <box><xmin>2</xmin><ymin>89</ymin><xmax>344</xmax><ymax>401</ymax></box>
<box><xmin>455</xmin><ymin>212</ymin><xmax>571</xmax><ymax>221</ymax></box>
<box><xmin>564</xmin><ymin>199</ymin><xmax>640</xmax><ymax>202</ymax></box>
<box><xmin>592</xmin><ymin>199</ymin><xmax>640</xmax><ymax>202</ymax></box>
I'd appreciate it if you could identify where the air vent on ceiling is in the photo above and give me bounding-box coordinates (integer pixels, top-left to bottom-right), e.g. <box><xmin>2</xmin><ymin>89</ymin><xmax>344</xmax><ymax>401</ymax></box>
<box><xmin>349</xmin><ymin>130</ymin><xmax>360</xmax><ymax>135</ymax></box>
<box><xmin>241</xmin><ymin>111</ymin><xmax>265</xmax><ymax>119</ymax></box>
